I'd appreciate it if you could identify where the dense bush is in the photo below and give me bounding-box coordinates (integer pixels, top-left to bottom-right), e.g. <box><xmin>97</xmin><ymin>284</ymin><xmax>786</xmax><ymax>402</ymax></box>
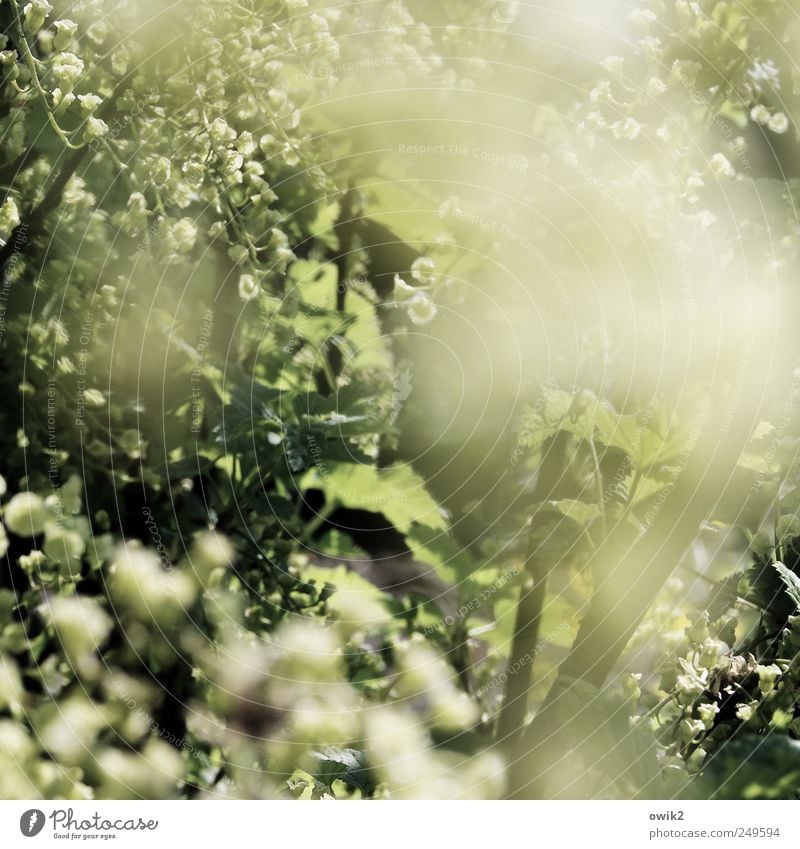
<box><xmin>1</xmin><ymin>0</ymin><xmax>800</xmax><ymax>800</ymax></box>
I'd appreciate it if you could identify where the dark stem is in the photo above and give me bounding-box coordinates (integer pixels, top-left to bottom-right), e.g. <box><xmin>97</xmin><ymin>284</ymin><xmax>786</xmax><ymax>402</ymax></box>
<box><xmin>495</xmin><ymin>558</ymin><xmax>547</xmax><ymax>745</ymax></box>
<box><xmin>0</xmin><ymin>68</ymin><xmax>137</xmax><ymax>270</ymax></box>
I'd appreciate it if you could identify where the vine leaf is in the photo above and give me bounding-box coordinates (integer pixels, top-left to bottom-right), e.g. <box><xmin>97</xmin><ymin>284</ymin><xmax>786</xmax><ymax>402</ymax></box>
<box><xmin>773</xmin><ymin>562</ymin><xmax>800</xmax><ymax>611</ymax></box>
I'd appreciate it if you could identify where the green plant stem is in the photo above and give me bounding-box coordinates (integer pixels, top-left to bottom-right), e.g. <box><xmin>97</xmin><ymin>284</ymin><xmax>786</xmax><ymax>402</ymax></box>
<box><xmin>8</xmin><ymin>0</ymin><xmax>84</xmax><ymax>150</ymax></box>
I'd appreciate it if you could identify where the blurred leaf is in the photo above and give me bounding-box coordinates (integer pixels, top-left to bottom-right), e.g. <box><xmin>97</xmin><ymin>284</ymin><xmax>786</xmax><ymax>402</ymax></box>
<box><xmin>699</xmin><ymin>735</ymin><xmax>800</xmax><ymax>799</ymax></box>
<box><xmin>303</xmin><ymin>464</ymin><xmax>447</xmax><ymax>532</ymax></box>
<box><xmin>309</xmin><ymin>747</ymin><xmax>375</xmax><ymax>794</ymax></box>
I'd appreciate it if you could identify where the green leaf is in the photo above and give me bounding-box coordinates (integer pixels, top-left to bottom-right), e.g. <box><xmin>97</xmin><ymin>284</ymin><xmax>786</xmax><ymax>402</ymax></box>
<box><xmin>774</xmin><ymin>561</ymin><xmax>800</xmax><ymax>611</ymax></box>
<box><xmin>308</xmin><ymin>747</ymin><xmax>375</xmax><ymax>793</ymax></box>
<box><xmin>533</xmin><ymin>499</ymin><xmax>602</xmax><ymax>527</ymax></box>
<box><xmin>303</xmin><ymin>464</ymin><xmax>447</xmax><ymax>532</ymax></box>
<box><xmin>405</xmin><ymin>523</ymin><xmax>481</xmax><ymax>585</ymax></box>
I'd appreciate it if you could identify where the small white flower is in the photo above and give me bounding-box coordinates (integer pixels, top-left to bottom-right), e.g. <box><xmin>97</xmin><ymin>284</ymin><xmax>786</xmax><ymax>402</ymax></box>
<box><xmin>171</xmin><ymin>218</ymin><xmax>197</xmax><ymax>254</ymax></box>
<box><xmin>709</xmin><ymin>153</ymin><xmax>735</xmax><ymax>178</ymax></box>
<box><xmin>612</xmin><ymin>117</ymin><xmax>641</xmax><ymax>140</ymax></box>
<box><xmin>208</xmin><ymin>117</ymin><xmax>236</xmax><ymax>145</ymax></box>
<box><xmin>406</xmin><ymin>291</ymin><xmax>437</xmax><ymax>326</ymax></box>
<box><xmin>77</xmin><ymin>93</ymin><xmax>102</xmax><ymax>113</ymax></box>
<box><xmin>238</xmin><ymin>273</ymin><xmax>260</xmax><ymax>302</ymax></box>
<box><xmin>53</xmin><ymin>19</ymin><xmax>78</xmax><ymax>51</ymax></box>
<box><xmin>411</xmin><ymin>256</ymin><xmax>437</xmax><ymax>285</ymax></box>
<box><xmin>3</xmin><ymin>492</ymin><xmax>49</xmax><ymax>537</ymax></box>
<box><xmin>697</xmin><ymin>702</ymin><xmax>719</xmax><ymax>729</ymax></box>
<box><xmin>150</xmin><ymin>156</ymin><xmax>171</xmax><ymax>186</ymax></box>
<box><xmin>589</xmin><ymin>81</ymin><xmax>611</xmax><ymax>103</ymax></box>
<box><xmin>0</xmin><ymin>197</ymin><xmax>21</xmax><ymax>242</ymax></box>
<box><xmin>680</xmin><ymin>717</ymin><xmax>706</xmax><ymax>743</ymax></box>
<box><xmin>51</xmin><ymin>52</ymin><xmax>84</xmax><ymax>92</ymax></box>
<box><xmin>23</xmin><ymin>0</ymin><xmax>52</xmax><ymax>37</ymax></box>
<box><xmin>756</xmin><ymin>663</ymin><xmax>781</xmax><ymax>695</ymax></box>
<box><xmin>750</xmin><ymin>104</ymin><xmax>771</xmax><ymax>125</ymax></box>
<box><xmin>735</xmin><ymin>702</ymin><xmax>756</xmax><ymax>722</ymax></box>
<box><xmin>51</xmin><ymin>88</ymin><xmax>74</xmax><ymax>110</ymax></box>
<box><xmin>698</xmin><ymin>638</ymin><xmax>727</xmax><ymax>669</ymax></box>
<box><xmin>82</xmin><ymin>116</ymin><xmax>108</xmax><ymax>140</ymax></box>
<box><xmin>767</xmin><ymin>111</ymin><xmax>789</xmax><ymax>134</ymax></box>
<box><xmin>393</xmin><ymin>274</ymin><xmax>416</xmax><ymax>302</ymax></box>
<box><xmin>646</xmin><ymin>77</ymin><xmax>667</xmax><ymax>97</ymax></box>
<box><xmin>207</xmin><ymin>221</ymin><xmax>226</xmax><ymax>239</ymax></box>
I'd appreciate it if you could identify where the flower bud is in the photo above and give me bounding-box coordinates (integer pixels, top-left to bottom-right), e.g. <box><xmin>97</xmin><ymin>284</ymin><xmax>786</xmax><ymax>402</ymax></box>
<box><xmin>53</xmin><ymin>19</ymin><xmax>78</xmax><ymax>51</ymax></box>
<box><xmin>111</xmin><ymin>544</ymin><xmax>197</xmax><ymax>625</ymax></box>
<box><xmin>680</xmin><ymin>717</ymin><xmax>705</xmax><ymax>743</ymax></box>
<box><xmin>3</xmin><ymin>492</ymin><xmax>48</xmax><ymax>537</ymax></box>
<box><xmin>0</xmin><ymin>197</ymin><xmax>20</xmax><ymax>243</ymax></box>
<box><xmin>393</xmin><ymin>274</ymin><xmax>416</xmax><ymax>302</ymax></box>
<box><xmin>767</xmin><ymin>112</ymin><xmax>789</xmax><ymax>134</ymax></box>
<box><xmin>170</xmin><ymin>218</ymin><xmax>197</xmax><ymax>254</ymax></box>
<box><xmin>238</xmin><ymin>273</ymin><xmax>259</xmax><ymax>301</ymax></box>
<box><xmin>411</xmin><ymin>256</ymin><xmax>437</xmax><ymax>285</ymax></box>
<box><xmin>406</xmin><ymin>291</ymin><xmax>437</xmax><ymax>326</ymax></box>
<box><xmin>44</xmin><ymin>595</ymin><xmax>111</xmax><ymax>662</ymax></box>
<box><xmin>698</xmin><ymin>638</ymin><xmax>726</xmax><ymax>670</ymax></box>
<box><xmin>697</xmin><ymin>701</ymin><xmax>719</xmax><ymax>729</ymax></box>
<box><xmin>23</xmin><ymin>0</ymin><xmax>52</xmax><ymax>37</ymax></box>
<box><xmin>76</xmin><ymin>94</ymin><xmax>101</xmax><ymax>116</ymax></box>
<box><xmin>51</xmin><ymin>52</ymin><xmax>84</xmax><ymax>93</ymax></box>
<box><xmin>709</xmin><ymin>153</ymin><xmax>735</xmax><ymax>178</ymax></box>
<box><xmin>756</xmin><ymin>663</ymin><xmax>781</xmax><ymax>696</ymax></box>
<box><xmin>42</xmin><ymin>527</ymin><xmax>86</xmax><ymax>576</ymax></box>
